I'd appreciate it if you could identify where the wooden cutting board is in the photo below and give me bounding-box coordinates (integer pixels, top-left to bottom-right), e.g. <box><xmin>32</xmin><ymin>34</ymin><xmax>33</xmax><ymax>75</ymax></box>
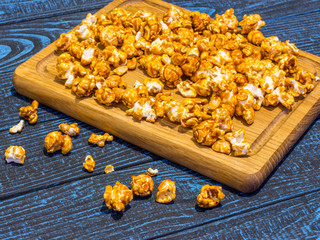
<box><xmin>12</xmin><ymin>0</ymin><xmax>320</xmax><ymax>193</ymax></box>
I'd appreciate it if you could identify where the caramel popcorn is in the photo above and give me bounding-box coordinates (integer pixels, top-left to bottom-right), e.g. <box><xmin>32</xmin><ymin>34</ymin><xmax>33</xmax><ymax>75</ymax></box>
<box><xmin>212</xmin><ymin>140</ymin><xmax>231</xmax><ymax>155</ymax></box>
<box><xmin>146</xmin><ymin>167</ymin><xmax>158</xmax><ymax>177</ymax></box>
<box><xmin>19</xmin><ymin>100</ymin><xmax>39</xmax><ymax>124</ymax></box>
<box><xmin>44</xmin><ymin>131</ymin><xmax>72</xmax><ymax>155</ymax></box>
<box><xmin>193</xmin><ymin>120</ymin><xmax>225</xmax><ymax>146</ymax></box>
<box><xmin>59</xmin><ymin>122</ymin><xmax>80</xmax><ymax>136</ymax></box>
<box><xmin>196</xmin><ymin>185</ymin><xmax>225</xmax><ymax>208</ymax></box>
<box><xmin>239</xmin><ymin>14</ymin><xmax>265</xmax><ymax>34</ymax></box>
<box><xmin>126</xmin><ymin>98</ymin><xmax>157</xmax><ymax>123</ymax></box>
<box><xmin>177</xmin><ymin>80</ymin><xmax>197</xmax><ymax>98</ymax></box>
<box><xmin>105</xmin><ymin>164</ymin><xmax>115</xmax><ymax>174</ymax></box>
<box><xmin>55</xmin><ymin>6</ymin><xmax>319</xmax><ymax>157</ymax></box>
<box><xmin>83</xmin><ymin>155</ymin><xmax>95</xmax><ymax>172</ymax></box>
<box><xmin>4</xmin><ymin>146</ymin><xmax>26</xmax><ymax>164</ymax></box>
<box><xmin>225</xmin><ymin>128</ymin><xmax>251</xmax><ymax>156</ymax></box>
<box><xmin>103</xmin><ymin>181</ymin><xmax>133</xmax><ymax>212</ymax></box>
<box><xmin>88</xmin><ymin>133</ymin><xmax>113</xmax><ymax>147</ymax></box>
<box><xmin>9</xmin><ymin>120</ymin><xmax>25</xmax><ymax>134</ymax></box>
<box><xmin>156</xmin><ymin>179</ymin><xmax>176</xmax><ymax>203</ymax></box>
<box><xmin>143</xmin><ymin>78</ymin><xmax>164</xmax><ymax>95</ymax></box>
<box><xmin>131</xmin><ymin>174</ymin><xmax>154</xmax><ymax>197</ymax></box>
<box><xmin>160</xmin><ymin>64</ymin><xmax>183</xmax><ymax>88</ymax></box>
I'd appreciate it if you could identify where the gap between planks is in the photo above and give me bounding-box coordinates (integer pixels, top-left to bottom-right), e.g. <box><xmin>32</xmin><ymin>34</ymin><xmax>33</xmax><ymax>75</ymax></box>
<box><xmin>152</xmin><ymin>187</ymin><xmax>320</xmax><ymax>240</ymax></box>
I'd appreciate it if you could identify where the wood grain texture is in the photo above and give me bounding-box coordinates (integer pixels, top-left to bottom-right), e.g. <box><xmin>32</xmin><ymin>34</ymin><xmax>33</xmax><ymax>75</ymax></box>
<box><xmin>159</xmin><ymin>191</ymin><xmax>320</xmax><ymax>239</ymax></box>
<box><xmin>12</xmin><ymin>0</ymin><xmax>320</xmax><ymax>192</ymax></box>
<box><xmin>1</xmin><ymin>0</ymin><xmax>320</xmax><ymax>25</ymax></box>
<box><xmin>0</xmin><ymin>144</ymin><xmax>319</xmax><ymax>239</ymax></box>
<box><xmin>0</xmin><ymin>117</ymin><xmax>161</xmax><ymax>199</ymax></box>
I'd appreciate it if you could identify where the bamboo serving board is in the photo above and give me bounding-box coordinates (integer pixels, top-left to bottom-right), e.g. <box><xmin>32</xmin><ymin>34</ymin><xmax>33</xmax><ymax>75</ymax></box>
<box><xmin>13</xmin><ymin>0</ymin><xmax>320</xmax><ymax>193</ymax></box>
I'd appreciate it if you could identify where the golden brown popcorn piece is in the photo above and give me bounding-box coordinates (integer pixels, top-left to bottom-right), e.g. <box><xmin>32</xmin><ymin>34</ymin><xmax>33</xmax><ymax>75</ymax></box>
<box><xmin>193</xmin><ymin>120</ymin><xmax>225</xmax><ymax>146</ymax></box>
<box><xmin>88</xmin><ymin>133</ymin><xmax>113</xmax><ymax>147</ymax></box>
<box><xmin>164</xmin><ymin>101</ymin><xmax>187</xmax><ymax>123</ymax></box>
<box><xmin>264</xmin><ymin>86</ymin><xmax>295</xmax><ymax>109</ymax></box>
<box><xmin>160</xmin><ymin>64</ymin><xmax>183</xmax><ymax>88</ymax></box>
<box><xmin>127</xmin><ymin>57</ymin><xmax>137</xmax><ymax>70</ymax></box>
<box><xmin>113</xmin><ymin>66</ymin><xmax>128</xmax><ymax>76</ymax></box>
<box><xmin>180</xmin><ymin>55</ymin><xmax>200</xmax><ymax>77</ymax></box>
<box><xmin>98</xmin><ymin>25</ymin><xmax>124</xmax><ymax>47</ymax></box>
<box><xmin>102</xmin><ymin>45</ymin><xmax>127</xmax><ymax>68</ymax></box>
<box><xmin>225</xmin><ymin>128</ymin><xmax>251</xmax><ymax>156</ymax></box>
<box><xmin>139</xmin><ymin>54</ymin><xmax>164</xmax><ymax>78</ymax></box>
<box><xmin>91</xmin><ymin>60</ymin><xmax>111</xmax><ymax>78</ymax></box>
<box><xmin>215</xmin><ymin>8</ymin><xmax>238</xmax><ymax>33</ymax></box>
<box><xmin>295</xmin><ymin>68</ymin><xmax>316</xmax><ymax>92</ymax></box>
<box><xmin>260</xmin><ymin>36</ymin><xmax>285</xmax><ymax>61</ymax></box>
<box><xmin>242</xmin><ymin>84</ymin><xmax>264</xmax><ymax>111</ymax></box>
<box><xmin>103</xmin><ymin>181</ymin><xmax>133</xmax><ymax>212</ymax></box>
<box><xmin>163</xmin><ymin>6</ymin><xmax>192</xmax><ymax>30</ymax></box>
<box><xmin>212</xmin><ymin>140</ymin><xmax>231</xmax><ymax>155</ymax></box>
<box><xmin>239</xmin><ymin>14</ymin><xmax>265</xmax><ymax>34</ymax></box>
<box><xmin>59</xmin><ymin>122</ymin><xmax>80</xmax><ymax>137</ymax></box>
<box><xmin>191</xmin><ymin>11</ymin><xmax>211</xmax><ymax>32</ymax></box>
<box><xmin>44</xmin><ymin>131</ymin><xmax>72</xmax><ymax>155</ymax></box>
<box><xmin>156</xmin><ymin>179</ymin><xmax>176</xmax><ymax>204</ymax></box>
<box><xmin>284</xmin><ymin>78</ymin><xmax>306</xmax><ymax>97</ymax></box>
<box><xmin>143</xmin><ymin>78</ymin><xmax>164</xmax><ymax>95</ymax></box>
<box><xmin>72</xmin><ymin>75</ymin><xmax>96</xmax><ymax>98</ymax></box>
<box><xmin>212</xmin><ymin>108</ymin><xmax>233</xmax><ymax>132</ymax></box>
<box><xmin>4</xmin><ymin>146</ymin><xmax>26</xmax><ymax>164</ymax></box>
<box><xmin>19</xmin><ymin>100</ymin><xmax>39</xmax><ymax>124</ymax></box>
<box><xmin>171</xmin><ymin>53</ymin><xmax>185</xmax><ymax>66</ymax></box>
<box><xmin>83</xmin><ymin>155</ymin><xmax>95</xmax><ymax>172</ymax></box>
<box><xmin>196</xmin><ymin>185</ymin><xmax>225</xmax><ymax>208</ymax></box>
<box><xmin>235</xmin><ymin>89</ymin><xmax>255</xmax><ymax>124</ymax></box>
<box><xmin>9</xmin><ymin>120</ymin><xmax>25</xmax><ymax>134</ymax></box>
<box><xmin>247</xmin><ymin>30</ymin><xmax>265</xmax><ymax>46</ymax></box>
<box><xmin>277</xmin><ymin>54</ymin><xmax>297</xmax><ymax>74</ymax></box>
<box><xmin>105</xmin><ymin>164</ymin><xmax>115</xmax><ymax>174</ymax></box>
<box><xmin>130</xmin><ymin>174</ymin><xmax>154</xmax><ymax>197</ymax></box>
<box><xmin>177</xmin><ymin>80</ymin><xmax>197</xmax><ymax>98</ymax></box>
<box><xmin>81</xmin><ymin>46</ymin><xmax>99</xmax><ymax>66</ymax></box>
<box><xmin>153</xmin><ymin>92</ymin><xmax>172</xmax><ymax>118</ymax></box>
<box><xmin>174</xmin><ymin>28</ymin><xmax>195</xmax><ymax>46</ymax></box>
<box><xmin>146</xmin><ymin>168</ymin><xmax>158</xmax><ymax>177</ymax></box>
<box><xmin>207</xmin><ymin>95</ymin><xmax>221</xmax><ymax>113</ymax></box>
<box><xmin>126</xmin><ymin>98</ymin><xmax>157</xmax><ymax>123</ymax></box>
<box><xmin>122</xmin><ymin>88</ymin><xmax>141</xmax><ymax>108</ymax></box>
<box><xmin>55</xmin><ymin>32</ymin><xmax>78</xmax><ymax>51</ymax></box>
<box><xmin>95</xmin><ymin>85</ymin><xmax>116</xmax><ymax>106</ymax></box>
<box><xmin>208</xmin><ymin>19</ymin><xmax>228</xmax><ymax>34</ymax></box>
<box><xmin>121</xmin><ymin>33</ymin><xmax>139</xmax><ymax>58</ymax></box>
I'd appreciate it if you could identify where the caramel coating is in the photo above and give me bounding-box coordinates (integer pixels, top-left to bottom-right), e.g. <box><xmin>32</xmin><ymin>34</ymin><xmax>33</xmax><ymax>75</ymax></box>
<box><xmin>59</xmin><ymin>122</ymin><xmax>80</xmax><ymax>137</ymax></box>
<box><xmin>196</xmin><ymin>185</ymin><xmax>225</xmax><ymax>208</ymax></box>
<box><xmin>4</xmin><ymin>146</ymin><xmax>26</xmax><ymax>164</ymax></box>
<box><xmin>131</xmin><ymin>174</ymin><xmax>154</xmax><ymax>197</ymax></box>
<box><xmin>193</xmin><ymin>120</ymin><xmax>225</xmax><ymax>146</ymax></box>
<box><xmin>225</xmin><ymin>128</ymin><xmax>251</xmax><ymax>156</ymax></box>
<box><xmin>212</xmin><ymin>140</ymin><xmax>231</xmax><ymax>155</ymax></box>
<box><xmin>88</xmin><ymin>133</ymin><xmax>113</xmax><ymax>147</ymax></box>
<box><xmin>160</xmin><ymin>64</ymin><xmax>183</xmax><ymax>88</ymax></box>
<box><xmin>19</xmin><ymin>100</ymin><xmax>39</xmax><ymax>124</ymax></box>
<box><xmin>44</xmin><ymin>131</ymin><xmax>72</xmax><ymax>155</ymax></box>
<box><xmin>103</xmin><ymin>181</ymin><xmax>133</xmax><ymax>212</ymax></box>
<box><xmin>156</xmin><ymin>179</ymin><xmax>176</xmax><ymax>203</ymax></box>
<box><xmin>83</xmin><ymin>155</ymin><xmax>95</xmax><ymax>172</ymax></box>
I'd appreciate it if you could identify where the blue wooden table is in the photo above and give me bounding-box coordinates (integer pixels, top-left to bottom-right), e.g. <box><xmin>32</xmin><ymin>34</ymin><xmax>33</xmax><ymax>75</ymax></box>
<box><xmin>0</xmin><ymin>0</ymin><xmax>319</xmax><ymax>238</ymax></box>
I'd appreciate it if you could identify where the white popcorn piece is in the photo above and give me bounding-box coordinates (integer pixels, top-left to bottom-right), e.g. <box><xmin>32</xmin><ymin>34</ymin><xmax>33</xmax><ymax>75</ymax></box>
<box><xmin>9</xmin><ymin>120</ymin><xmax>25</xmax><ymax>134</ymax></box>
<box><xmin>146</xmin><ymin>168</ymin><xmax>158</xmax><ymax>177</ymax></box>
<box><xmin>4</xmin><ymin>146</ymin><xmax>26</xmax><ymax>164</ymax></box>
<box><xmin>243</xmin><ymin>84</ymin><xmax>264</xmax><ymax>110</ymax></box>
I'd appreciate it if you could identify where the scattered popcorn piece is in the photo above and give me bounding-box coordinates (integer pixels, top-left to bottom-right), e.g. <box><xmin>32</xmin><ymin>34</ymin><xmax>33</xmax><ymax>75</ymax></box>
<box><xmin>212</xmin><ymin>140</ymin><xmax>231</xmax><ymax>155</ymax></box>
<box><xmin>19</xmin><ymin>100</ymin><xmax>39</xmax><ymax>124</ymax></box>
<box><xmin>44</xmin><ymin>131</ymin><xmax>73</xmax><ymax>155</ymax></box>
<box><xmin>239</xmin><ymin>14</ymin><xmax>265</xmax><ymax>34</ymax></box>
<box><xmin>156</xmin><ymin>179</ymin><xmax>176</xmax><ymax>204</ymax></box>
<box><xmin>83</xmin><ymin>155</ymin><xmax>95</xmax><ymax>172</ymax></box>
<box><xmin>103</xmin><ymin>181</ymin><xmax>133</xmax><ymax>212</ymax></box>
<box><xmin>105</xmin><ymin>164</ymin><xmax>114</xmax><ymax>174</ymax></box>
<box><xmin>59</xmin><ymin>122</ymin><xmax>80</xmax><ymax>136</ymax></box>
<box><xmin>130</xmin><ymin>174</ymin><xmax>154</xmax><ymax>197</ymax></box>
<box><xmin>225</xmin><ymin>128</ymin><xmax>251</xmax><ymax>156</ymax></box>
<box><xmin>9</xmin><ymin>120</ymin><xmax>25</xmax><ymax>134</ymax></box>
<box><xmin>164</xmin><ymin>101</ymin><xmax>187</xmax><ymax>123</ymax></box>
<box><xmin>146</xmin><ymin>167</ymin><xmax>158</xmax><ymax>177</ymax></box>
<box><xmin>88</xmin><ymin>133</ymin><xmax>113</xmax><ymax>147</ymax></box>
<box><xmin>196</xmin><ymin>185</ymin><xmax>225</xmax><ymax>208</ymax></box>
<box><xmin>4</xmin><ymin>146</ymin><xmax>26</xmax><ymax>164</ymax></box>
<box><xmin>193</xmin><ymin>120</ymin><xmax>225</xmax><ymax>146</ymax></box>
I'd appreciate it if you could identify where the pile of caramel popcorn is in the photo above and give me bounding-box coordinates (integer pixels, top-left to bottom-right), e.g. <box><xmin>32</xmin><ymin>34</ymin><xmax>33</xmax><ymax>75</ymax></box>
<box><xmin>55</xmin><ymin>6</ymin><xmax>318</xmax><ymax>156</ymax></box>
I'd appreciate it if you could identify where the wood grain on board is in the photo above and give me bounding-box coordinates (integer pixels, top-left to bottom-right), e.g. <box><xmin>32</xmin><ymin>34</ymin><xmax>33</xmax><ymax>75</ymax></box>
<box><xmin>12</xmin><ymin>0</ymin><xmax>320</xmax><ymax>192</ymax></box>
